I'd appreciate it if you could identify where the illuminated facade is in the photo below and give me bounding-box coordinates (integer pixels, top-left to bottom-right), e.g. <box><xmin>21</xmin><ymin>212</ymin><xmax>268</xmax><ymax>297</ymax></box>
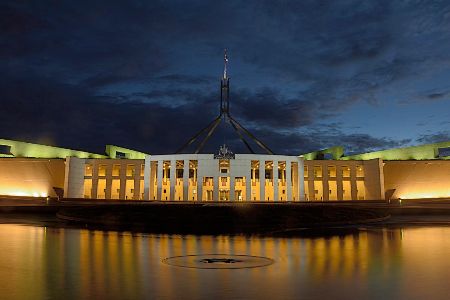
<box><xmin>1</xmin><ymin>138</ymin><xmax>450</xmax><ymax>201</ymax></box>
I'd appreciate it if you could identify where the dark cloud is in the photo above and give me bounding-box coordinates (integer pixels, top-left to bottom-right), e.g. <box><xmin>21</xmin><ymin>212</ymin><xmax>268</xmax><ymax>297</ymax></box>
<box><xmin>232</xmin><ymin>88</ymin><xmax>315</xmax><ymax>129</ymax></box>
<box><xmin>416</xmin><ymin>132</ymin><xmax>450</xmax><ymax>144</ymax></box>
<box><xmin>426</xmin><ymin>91</ymin><xmax>450</xmax><ymax>100</ymax></box>
<box><xmin>1</xmin><ymin>0</ymin><xmax>450</xmax><ymax>155</ymax></box>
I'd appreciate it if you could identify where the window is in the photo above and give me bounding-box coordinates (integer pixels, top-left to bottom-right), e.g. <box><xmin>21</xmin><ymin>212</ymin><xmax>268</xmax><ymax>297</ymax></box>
<box><xmin>97</xmin><ymin>179</ymin><xmax>106</xmax><ymax>199</ymax></box>
<box><xmin>327</xmin><ymin>166</ymin><xmax>336</xmax><ymax>177</ymax></box>
<box><xmin>116</xmin><ymin>151</ymin><xmax>126</xmax><ymax>159</ymax></box>
<box><xmin>125</xmin><ymin>179</ymin><xmax>134</xmax><ymax>200</ymax></box>
<box><xmin>313</xmin><ymin>181</ymin><xmax>323</xmax><ymax>200</ymax></box>
<box><xmin>342</xmin><ymin>166</ymin><xmax>350</xmax><ymax>178</ymax></box>
<box><xmin>357</xmin><ymin>180</ymin><xmax>365</xmax><ymax>200</ymax></box>
<box><xmin>140</xmin><ymin>164</ymin><xmax>145</xmax><ymax>176</ymax></box>
<box><xmin>313</xmin><ymin>166</ymin><xmax>322</xmax><ymax>178</ymax></box>
<box><xmin>111</xmin><ymin>179</ymin><xmax>120</xmax><ymax>199</ymax></box>
<box><xmin>328</xmin><ymin>181</ymin><xmax>337</xmax><ymax>200</ymax></box>
<box><xmin>278</xmin><ymin>169</ymin><xmax>283</xmax><ymax>179</ymax></box>
<box><xmin>112</xmin><ymin>164</ymin><xmax>121</xmax><ymax>176</ymax></box>
<box><xmin>304</xmin><ymin>166</ymin><xmax>308</xmax><ymax>178</ymax></box>
<box><xmin>342</xmin><ymin>180</ymin><xmax>352</xmax><ymax>200</ymax></box>
<box><xmin>98</xmin><ymin>165</ymin><xmax>107</xmax><ymax>176</ymax></box>
<box><xmin>0</xmin><ymin>145</ymin><xmax>11</xmax><ymax>155</ymax></box>
<box><xmin>83</xmin><ymin>179</ymin><xmax>92</xmax><ymax>198</ymax></box>
<box><xmin>126</xmin><ymin>164</ymin><xmax>135</xmax><ymax>177</ymax></box>
<box><xmin>85</xmin><ymin>164</ymin><xmax>93</xmax><ymax>176</ymax></box>
<box><xmin>221</xmin><ymin>168</ymin><xmax>228</xmax><ymax>174</ymax></box>
<box><xmin>356</xmin><ymin>165</ymin><xmax>364</xmax><ymax>177</ymax></box>
<box><xmin>438</xmin><ymin>147</ymin><xmax>450</xmax><ymax>157</ymax></box>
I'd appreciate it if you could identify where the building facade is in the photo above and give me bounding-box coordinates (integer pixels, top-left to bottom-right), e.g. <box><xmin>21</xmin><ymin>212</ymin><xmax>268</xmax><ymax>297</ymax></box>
<box><xmin>1</xmin><ymin>138</ymin><xmax>450</xmax><ymax>202</ymax></box>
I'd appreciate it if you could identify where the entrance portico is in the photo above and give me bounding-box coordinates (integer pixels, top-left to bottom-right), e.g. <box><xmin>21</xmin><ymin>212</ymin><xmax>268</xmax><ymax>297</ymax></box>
<box><xmin>143</xmin><ymin>154</ymin><xmax>304</xmax><ymax>202</ymax></box>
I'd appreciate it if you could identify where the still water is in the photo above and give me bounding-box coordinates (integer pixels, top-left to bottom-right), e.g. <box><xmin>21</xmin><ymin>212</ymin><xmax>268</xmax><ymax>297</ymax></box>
<box><xmin>0</xmin><ymin>224</ymin><xmax>449</xmax><ymax>300</ymax></box>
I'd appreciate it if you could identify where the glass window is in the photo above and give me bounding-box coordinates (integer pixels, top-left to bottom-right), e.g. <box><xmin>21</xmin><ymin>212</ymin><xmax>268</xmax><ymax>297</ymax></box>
<box><xmin>83</xmin><ymin>179</ymin><xmax>92</xmax><ymax>198</ymax></box>
<box><xmin>342</xmin><ymin>180</ymin><xmax>352</xmax><ymax>200</ymax></box>
<box><xmin>111</xmin><ymin>179</ymin><xmax>120</xmax><ymax>199</ymax></box>
<box><xmin>342</xmin><ymin>166</ymin><xmax>350</xmax><ymax>178</ymax></box>
<box><xmin>112</xmin><ymin>164</ymin><xmax>121</xmax><ymax>176</ymax></box>
<box><xmin>140</xmin><ymin>180</ymin><xmax>144</xmax><ymax>199</ymax></box>
<box><xmin>304</xmin><ymin>166</ymin><xmax>308</xmax><ymax>178</ymax></box>
<box><xmin>126</xmin><ymin>164</ymin><xmax>135</xmax><ymax>177</ymax></box>
<box><xmin>356</xmin><ymin>165</ymin><xmax>364</xmax><ymax>177</ymax></box>
<box><xmin>313</xmin><ymin>166</ymin><xmax>322</xmax><ymax>178</ymax></box>
<box><xmin>85</xmin><ymin>164</ymin><xmax>93</xmax><ymax>176</ymax></box>
<box><xmin>327</xmin><ymin>166</ymin><xmax>336</xmax><ymax>177</ymax></box>
<box><xmin>97</xmin><ymin>179</ymin><xmax>106</xmax><ymax>199</ymax></box>
<box><xmin>140</xmin><ymin>164</ymin><xmax>145</xmax><ymax>176</ymax></box>
<box><xmin>98</xmin><ymin>164</ymin><xmax>107</xmax><ymax>177</ymax></box>
<box><xmin>357</xmin><ymin>180</ymin><xmax>365</xmax><ymax>200</ymax></box>
<box><xmin>125</xmin><ymin>179</ymin><xmax>134</xmax><ymax>200</ymax></box>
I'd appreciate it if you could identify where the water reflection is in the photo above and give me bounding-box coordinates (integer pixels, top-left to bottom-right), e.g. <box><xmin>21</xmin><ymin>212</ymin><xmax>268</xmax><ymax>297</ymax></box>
<box><xmin>0</xmin><ymin>225</ymin><xmax>449</xmax><ymax>299</ymax></box>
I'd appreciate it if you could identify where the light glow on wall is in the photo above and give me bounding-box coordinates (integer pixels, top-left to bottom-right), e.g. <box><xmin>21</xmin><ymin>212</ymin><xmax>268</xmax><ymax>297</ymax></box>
<box><xmin>1</xmin><ymin>190</ymin><xmax>48</xmax><ymax>198</ymax></box>
<box><xmin>398</xmin><ymin>192</ymin><xmax>450</xmax><ymax>200</ymax></box>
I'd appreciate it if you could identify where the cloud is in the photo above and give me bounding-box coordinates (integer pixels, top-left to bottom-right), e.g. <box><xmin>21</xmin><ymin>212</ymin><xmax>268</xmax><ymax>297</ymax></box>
<box><xmin>416</xmin><ymin>131</ymin><xmax>450</xmax><ymax>144</ymax></box>
<box><xmin>1</xmin><ymin>0</ymin><xmax>450</xmax><ymax>156</ymax></box>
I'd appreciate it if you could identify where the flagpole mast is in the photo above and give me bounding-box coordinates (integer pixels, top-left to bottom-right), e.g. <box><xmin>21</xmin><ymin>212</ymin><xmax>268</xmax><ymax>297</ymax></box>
<box><xmin>176</xmin><ymin>49</ymin><xmax>274</xmax><ymax>155</ymax></box>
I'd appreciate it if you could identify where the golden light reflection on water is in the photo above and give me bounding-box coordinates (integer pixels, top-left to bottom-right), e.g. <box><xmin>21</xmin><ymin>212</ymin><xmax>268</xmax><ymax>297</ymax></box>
<box><xmin>0</xmin><ymin>225</ymin><xmax>449</xmax><ymax>299</ymax></box>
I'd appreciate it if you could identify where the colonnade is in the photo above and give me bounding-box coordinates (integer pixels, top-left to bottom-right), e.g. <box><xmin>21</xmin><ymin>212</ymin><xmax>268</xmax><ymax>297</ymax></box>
<box><xmin>143</xmin><ymin>154</ymin><xmax>304</xmax><ymax>202</ymax></box>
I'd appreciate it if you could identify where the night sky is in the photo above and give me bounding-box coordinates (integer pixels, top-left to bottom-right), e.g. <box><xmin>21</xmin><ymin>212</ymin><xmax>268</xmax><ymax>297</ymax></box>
<box><xmin>2</xmin><ymin>1</ymin><xmax>450</xmax><ymax>155</ymax></box>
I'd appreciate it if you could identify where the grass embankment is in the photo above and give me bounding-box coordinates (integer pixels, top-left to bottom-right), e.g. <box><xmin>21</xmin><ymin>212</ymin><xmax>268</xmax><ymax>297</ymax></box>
<box><xmin>57</xmin><ymin>204</ymin><xmax>389</xmax><ymax>234</ymax></box>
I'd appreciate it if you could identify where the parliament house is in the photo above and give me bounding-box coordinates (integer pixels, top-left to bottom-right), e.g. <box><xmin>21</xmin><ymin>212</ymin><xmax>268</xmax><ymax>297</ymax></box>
<box><xmin>1</xmin><ymin>52</ymin><xmax>450</xmax><ymax>202</ymax></box>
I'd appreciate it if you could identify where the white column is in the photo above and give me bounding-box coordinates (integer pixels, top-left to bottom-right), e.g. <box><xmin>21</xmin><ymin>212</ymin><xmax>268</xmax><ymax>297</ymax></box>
<box><xmin>230</xmin><ymin>176</ymin><xmax>235</xmax><ymax>201</ymax></box>
<box><xmin>298</xmin><ymin>157</ymin><xmax>305</xmax><ymax>201</ymax></box>
<box><xmin>286</xmin><ymin>161</ymin><xmax>292</xmax><ymax>202</ymax></box>
<box><xmin>63</xmin><ymin>157</ymin><xmax>85</xmax><ymax>198</ymax></box>
<box><xmin>170</xmin><ymin>160</ymin><xmax>176</xmax><ymax>200</ymax></box>
<box><xmin>133</xmin><ymin>164</ymin><xmax>141</xmax><ymax>200</ymax></box>
<box><xmin>91</xmin><ymin>160</ymin><xmax>98</xmax><ymax>199</ymax></box>
<box><xmin>246</xmin><ymin>169</ymin><xmax>251</xmax><ymax>201</ymax></box>
<box><xmin>119</xmin><ymin>164</ymin><xmax>126</xmax><ymax>200</ymax></box>
<box><xmin>149</xmin><ymin>161</ymin><xmax>156</xmax><ymax>200</ymax></box>
<box><xmin>183</xmin><ymin>159</ymin><xmax>189</xmax><ymax>201</ymax></box>
<box><xmin>144</xmin><ymin>155</ymin><xmax>151</xmax><ymax>200</ymax></box>
<box><xmin>350</xmin><ymin>164</ymin><xmax>357</xmax><ymax>200</ymax></box>
<box><xmin>213</xmin><ymin>176</ymin><xmax>219</xmax><ymax>201</ymax></box>
<box><xmin>105</xmin><ymin>165</ymin><xmax>112</xmax><ymax>199</ymax></box>
<box><xmin>157</xmin><ymin>160</ymin><xmax>163</xmax><ymax>200</ymax></box>
<box><xmin>259</xmin><ymin>160</ymin><xmax>265</xmax><ymax>201</ymax></box>
<box><xmin>273</xmin><ymin>160</ymin><xmax>279</xmax><ymax>201</ymax></box>
<box><xmin>197</xmin><ymin>170</ymin><xmax>202</xmax><ymax>201</ymax></box>
<box><xmin>323</xmin><ymin>163</ymin><xmax>329</xmax><ymax>201</ymax></box>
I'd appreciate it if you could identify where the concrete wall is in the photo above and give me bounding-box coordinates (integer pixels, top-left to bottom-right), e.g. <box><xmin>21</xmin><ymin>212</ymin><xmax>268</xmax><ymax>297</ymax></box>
<box><xmin>0</xmin><ymin>158</ymin><xmax>65</xmax><ymax>197</ymax></box>
<box><xmin>384</xmin><ymin>160</ymin><xmax>450</xmax><ymax>199</ymax></box>
<box><xmin>63</xmin><ymin>157</ymin><xmax>85</xmax><ymax>198</ymax></box>
<box><xmin>304</xmin><ymin>159</ymin><xmax>383</xmax><ymax>200</ymax></box>
<box><xmin>80</xmin><ymin>158</ymin><xmax>145</xmax><ymax>200</ymax></box>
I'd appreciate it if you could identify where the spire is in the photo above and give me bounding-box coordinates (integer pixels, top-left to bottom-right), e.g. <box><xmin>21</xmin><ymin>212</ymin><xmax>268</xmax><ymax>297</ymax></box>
<box><xmin>175</xmin><ymin>50</ymin><xmax>274</xmax><ymax>155</ymax></box>
<box><xmin>223</xmin><ymin>49</ymin><xmax>228</xmax><ymax>79</ymax></box>
<box><xmin>220</xmin><ymin>49</ymin><xmax>230</xmax><ymax>115</ymax></box>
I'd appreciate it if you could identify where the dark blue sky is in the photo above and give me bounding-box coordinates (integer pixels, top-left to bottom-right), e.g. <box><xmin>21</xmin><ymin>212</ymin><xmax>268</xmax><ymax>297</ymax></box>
<box><xmin>1</xmin><ymin>0</ymin><xmax>450</xmax><ymax>155</ymax></box>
